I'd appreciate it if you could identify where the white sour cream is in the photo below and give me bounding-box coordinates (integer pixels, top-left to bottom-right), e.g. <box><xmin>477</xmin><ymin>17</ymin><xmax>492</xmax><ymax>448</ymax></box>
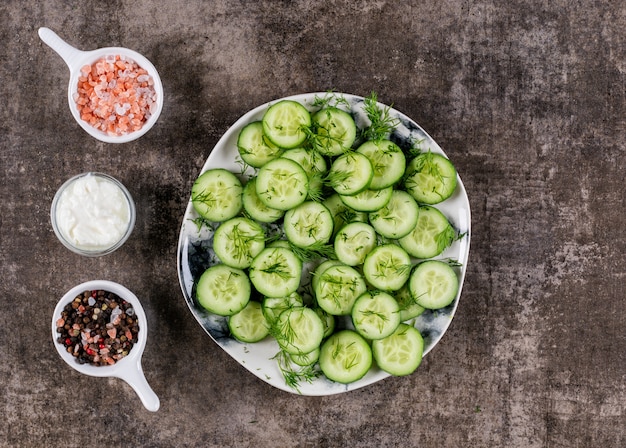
<box><xmin>54</xmin><ymin>173</ymin><xmax>132</xmax><ymax>251</ymax></box>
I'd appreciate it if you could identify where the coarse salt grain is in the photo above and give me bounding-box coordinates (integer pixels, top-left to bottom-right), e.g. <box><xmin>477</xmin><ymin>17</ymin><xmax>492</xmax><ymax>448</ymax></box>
<box><xmin>76</xmin><ymin>55</ymin><xmax>157</xmax><ymax>136</ymax></box>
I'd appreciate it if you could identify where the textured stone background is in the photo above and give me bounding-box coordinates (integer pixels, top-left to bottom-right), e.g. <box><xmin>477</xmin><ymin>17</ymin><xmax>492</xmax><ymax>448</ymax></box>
<box><xmin>2</xmin><ymin>1</ymin><xmax>625</xmax><ymax>446</ymax></box>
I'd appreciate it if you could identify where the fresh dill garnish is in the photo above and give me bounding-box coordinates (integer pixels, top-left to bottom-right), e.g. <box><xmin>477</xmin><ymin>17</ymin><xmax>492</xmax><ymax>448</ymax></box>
<box><xmin>234</xmin><ymin>156</ymin><xmax>251</xmax><ymax>176</ymax></box>
<box><xmin>440</xmin><ymin>258</ymin><xmax>463</xmax><ymax>267</ymax></box>
<box><xmin>305</xmin><ymin>119</ymin><xmax>352</xmax><ymax>155</ymax></box>
<box><xmin>288</xmin><ymin>241</ymin><xmax>336</xmax><ymax>263</ymax></box>
<box><xmin>189</xmin><ymin>216</ymin><xmax>212</xmax><ymax>231</ymax></box>
<box><xmin>435</xmin><ymin>225</ymin><xmax>457</xmax><ymax>253</ymax></box>
<box><xmin>406</xmin><ymin>137</ymin><xmax>426</xmax><ymax>159</ymax></box>
<box><xmin>311</xmin><ymin>91</ymin><xmax>350</xmax><ymax>110</ymax></box>
<box><xmin>272</xmin><ymin>350</ymin><xmax>321</xmax><ymax>393</ymax></box>
<box><xmin>360</xmin><ymin>92</ymin><xmax>399</xmax><ymax>142</ymax></box>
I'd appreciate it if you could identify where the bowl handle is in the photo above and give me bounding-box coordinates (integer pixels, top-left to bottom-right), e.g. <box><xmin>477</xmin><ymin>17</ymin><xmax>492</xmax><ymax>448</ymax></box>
<box><xmin>38</xmin><ymin>27</ymin><xmax>86</xmax><ymax>72</ymax></box>
<box><xmin>117</xmin><ymin>360</ymin><xmax>160</xmax><ymax>412</ymax></box>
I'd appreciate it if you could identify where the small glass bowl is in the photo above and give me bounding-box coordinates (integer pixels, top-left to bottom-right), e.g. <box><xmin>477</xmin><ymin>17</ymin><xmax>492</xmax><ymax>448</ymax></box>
<box><xmin>50</xmin><ymin>172</ymin><xmax>136</xmax><ymax>257</ymax></box>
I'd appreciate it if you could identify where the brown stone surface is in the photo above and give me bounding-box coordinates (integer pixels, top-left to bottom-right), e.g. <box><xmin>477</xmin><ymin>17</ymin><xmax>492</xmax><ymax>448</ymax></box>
<box><xmin>2</xmin><ymin>1</ymin><xmax>625</xmax><ymax>446</ymax></box>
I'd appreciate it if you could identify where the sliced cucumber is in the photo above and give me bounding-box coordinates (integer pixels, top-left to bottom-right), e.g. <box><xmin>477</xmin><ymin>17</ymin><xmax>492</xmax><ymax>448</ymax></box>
<box><xmin>262</xmin><ymin>100</ymin><xmax>311</xmax><ymax>149</ymax></box>
<box><xmin>398</xmin><ymin>205</ymin><xmax>455</xmax><ymax>259</ymax></box>
<box><xmin>369</xmin><ymin>190</ymin><xmax>419</xmax><ymax>239</ymax></box>
<box><xmin>409</xmin><ymin>260</ymin><xmax>459</xmax><ymax>309</ymax></box>
<box><xmin>339</xmin><ymin>186</ymin><xmax>393</xmax><ymax>212</ymax></box>
<box><xmin>196</xmin><ymin>264</ymin><xmax>251</xmax><ymax>316</ymax></box>
<box><xmin>327</xmin><ymin>151</ymin><xmax>373</xmax><ymax>196</ymax></box>
<box><xmin>290</xmin><ymin>347</ymin><xmax>321</xmax><ymax>366</ymax></box>
<box><xmin>313</xmin><ymin>306</ymin><xmax>336</xmax><ymax>338</ymax></box>
<box><xmin>362</xmin><ymin>243</ymin><xmax>412</xmax><ymax>291</ymax></box>
<box><xmin>255</xmin><ymin>158</ymin><xmax>309</xmax><ymax>210</ymax></box>
<box><xmin>404</xmin><ymin>151</ymin><xmax>457</xmax><ymax>204</ymax></box>
<box><xmin>333</xmin><ymin>222</ymin><xmax>377</xmax><ymax>266</ymax></box>
<box><xmin>312</xmin><ymin>107</ymin><xmax>357</xmax><ymax>156</ymax></box>
<box><xmin>283</xmin><ymin>201</ymin><xmax>334</xmax><ymax>248</ymax></box>
<box><xmin>262</xmin><ymin>292</ymin><xmax>303</xmax><ymax>326</ymax></box>
<box><xmin>314</xmin><ymin>264</ymin><xmax>367</xmax><ymax>315</ymax></box>
<box><xmin>191</xmin><ymin>168</ymin><xmax>243</xmax><ymax>222</ymax></box>
<box><xmin>351</xmin><ymin>291</ymin><xmax>401</xmax><ymax>340</ymax></box>
<box><xmin>228</xmin><ymin>301</ymin><xmax>269</xmax><ymax>343</ymax></box>
<box><xmin>274</xmin><ymin>306</ymin><xmax>324</xmax><ymax>355</ymax></box>
<box><xmin>395</xmin><ymin>283</ymin><xmax>426</xmax><ymax>322</ymax></box>
<box><xmin>372</xmin><ymin>323</ymin><xmax>423</xmax><ymax>376</ymax></box>
<box><xmin>213</xmin><ymin>217</ymin><xmax>265</xmax><ymax>269</ymax></box>
<box><xmin>242</xmin><ymin>177</ymin><xmax>285</xmax><ymax>223</ymax></box>
<box><xmin>356</xmin><ymin>140</ymin><xmax>406</xmax><ymax>189</ymax></box>
<box><xmin>237</xmin><ymin>121</ymin><xmax>283</xmax><ymax>167</ymax></box>
<box><xmin>319</xmin><ymin>330</ymin><xmax>372</xmax><ymax>383</ymax></box>
<box><xmin>249</xmin><ymin>247</ymin><xmax>302</xmax><ymax>298</ymax></box>
<box><xmin>311</xmin><ymin>259</ymin><xmax>344</xmax><ymax>293</ymax></box>
<box><xmin>281</xmin><ymin>147</ymin><xmax>327</xmax><ymax>199</ymax></box>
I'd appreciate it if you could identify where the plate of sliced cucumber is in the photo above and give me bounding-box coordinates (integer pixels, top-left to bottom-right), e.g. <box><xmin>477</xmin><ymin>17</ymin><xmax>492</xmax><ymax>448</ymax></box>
<box><xmin>177</xmin><ymin>92</ymin><xmax>471</xmax><ymax>396</ymax></box>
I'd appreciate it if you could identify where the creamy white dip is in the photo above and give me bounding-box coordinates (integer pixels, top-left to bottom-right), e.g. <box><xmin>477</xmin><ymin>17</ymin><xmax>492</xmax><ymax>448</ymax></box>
<box><xmin>54</xmin><ymin>173</ymin><xmax>131</xmax><ymax>250</ymax></box>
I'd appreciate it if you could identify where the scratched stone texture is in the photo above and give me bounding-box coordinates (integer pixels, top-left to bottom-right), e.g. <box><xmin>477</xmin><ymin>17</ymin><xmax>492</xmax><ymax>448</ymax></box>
<box><xmin>1</xmin><ymin>0</ymin><xmax>625</xmax><ymax>446</ymax></box>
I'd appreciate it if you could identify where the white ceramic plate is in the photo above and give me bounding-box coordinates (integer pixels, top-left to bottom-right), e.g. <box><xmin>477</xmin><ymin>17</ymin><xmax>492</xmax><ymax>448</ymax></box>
<box><xmin>177</xmin><ymin>93</ymin><xmax>471</xmax><ymax>396</ymax></box>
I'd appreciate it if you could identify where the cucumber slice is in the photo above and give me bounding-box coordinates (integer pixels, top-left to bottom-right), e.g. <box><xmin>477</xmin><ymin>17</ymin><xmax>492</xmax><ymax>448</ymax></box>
<box><xmin>289</xmin><ymin>347</ymin><xmax>321</xmax><ymax>366</ymax></box>
<box><xmin>274</xmin><ymin>306</ymin><xmax>324</xmax><ymax>355</ymax></box>
<box><xmin>323</xmin><ymin>193</ymin><xmax>368</xmax><ymax>238</ymax></box>
<box><xmin>398</xmin><ymin>205</ymin><xmax>455</xmax><ymax>259</ymax></box>
<box><xmin>228</xmin><ymin>301</ymin><xmax>270</xmax><ymax>343</ymax></box>
<box><xmin>312</xmin><ymin>107</ymin><xmax>357</xmax><ymax>156</ymax></box>
<box><xmin>311</xmin><ymin>259</ymin><xmax>344</xmax><ymax>293</ymax></box>
<box><xmin>262</xmin><ymin>100</ymin><xmax>311</xmax><ymax>149</ymax></box>
<box><xmin>356</xmin><ymin>140</ymin><xmax>406</xmax><ymax>189</ymax></box>
<box><xmin>409</xmin><ymin>260</ymin><xmax>459</xmax><ymax>309</ymax></box>
<box><xmin>351</xmin><ymin>291</ymin><xmax>401</xmax><ymax>340</ymax></box>
<box><xmin>333</xmin><ymin>222</ymin><xmax>377</xmax><ymax>266</ymax></box>
<box><xmin>249</xmin><ymin>247</ymin><xmax>302</xmax><ymax>298</ymax></box>
<box><xmin>313</xmin><ymin>306</ymin><xmax>335</xmax><ymax>338</ymax></box>
<box><xmin>314</xmin><ymin>264</ymin><xmax>367</xmax><ymax>315</ymax></box>
<box><xmin>362</xmin><ymin>244</ymin><xmax>412</xmax><ymax>292</ymax></box>
<box><xmin>191</xmin><ymin>168</ymin><xmax>243</xmax><ymax>222</ymax></box>
<box><xmin>319</xmin><ymin>330</ymin><xmax>372</xmax><ymax>383</ymax></box>
<box><xmin>339</xmin><ymin>186</ymin><xmax>393</xmax><ymax>212</ymax></box>
<box><xmin>237</xmin><ymin>121</ymin><xmax>284</xmax><ymax>167</ymax></box>
<box><xmin>327</xmin><ymin>151</ymin><xmax>374</xmax><ymax>196</ymax></box>
<box><xmin>255</xmin><ymin>158</ymin><xmax>309</xmax><ymax>210</ymax></box>
<box><xmin>242</xmin><ymin>177</ymin><xmax>285</xmax><ymax>223</ymax></box>
<box><xmin>369</xmin><ymin>190</ymin><xmax>419</xmax><ymax>239</ymax></box>
<box><xmin>281</xmin><ymin>148</ymin><xmax>327</xmax><ymax>199</ymax></box>
<box><xmin>262</xmin><ymin>293</ymin><xmax>303</xmax><ymax>326</ymax></box>
<box><xmin>196</xmin><ymin>264</ymin><xmax>251</xmax><ymax>316</ymax></box>
<box><xmin>213</xmin><ymin>217</ymin><xmax>265</xmax><ymax>269</ymax></box>
<box><xmin>372</xmin><ymin>323</ymin><xmax>423</xmax><ymax>376</ymax></box>
<box><xmin>404</xmin><ymin>151</ymin><xmax>458</xmax><ymax>204</ymax></box>
<box><xmin>283</xmin><ymin>201</ymin><xmax>334</xmax><ymax>248</ymax></box>
<box><xmin>395</xmin><ymin>283</ymin><xmax>426</xmax><ymax>322</ymax></box>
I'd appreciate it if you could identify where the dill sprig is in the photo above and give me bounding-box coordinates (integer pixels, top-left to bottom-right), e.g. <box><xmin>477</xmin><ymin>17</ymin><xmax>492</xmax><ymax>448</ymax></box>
<box><xmin>435</xmin><ymin>225</ymin><xmax>457</xmax><ymax>254</ymax></box>
<box><xmin>306</xmin><ymin>173</ymin><xmax>325</xmax><ymax>202</ymax></box>
<box><xmin>311</xmin><ymin>91</ymin><xmax>350</xmax><ymax>110</ymax></box>
<box><xmin>288</xmin><ymin>241</ymin><xmax>336</xmax><ymax>263</ymax></box>
<box><xmin>227</xmin><ymin>222</ymin><xmax>265</xmax><ymax>263</ymax></box>
<box><xmin>272</xmin><ymin>350</ymin><xmax>320</xmax><ymax>393</ymax></box>
<box><xmin>189</xmin><ymin>216</ymin><xmax>213</xmax><ymax>232</ymax></box>
<box><xmin>406</xmin><ymin>137</ymin><xmax>426</xmax><ymax>159</ymax></box>
<box><xmin>361</xmin><ymin>92</ymin><xmax>399</xmax><ymax>142</ymax></box>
